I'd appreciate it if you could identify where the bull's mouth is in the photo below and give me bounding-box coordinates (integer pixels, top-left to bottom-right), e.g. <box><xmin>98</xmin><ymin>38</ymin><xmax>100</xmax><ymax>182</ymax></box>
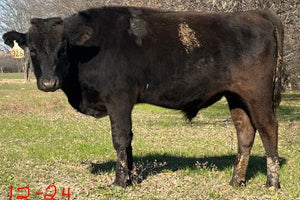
<box><xmin>39</xmin><ymin>87</ymin><xmax>60</xmax><ymax>92</ymax></box>
<box><xmin>38</xmin><ymin>77</ymin><xmax>61</xmax><ymax>92</ymax></box>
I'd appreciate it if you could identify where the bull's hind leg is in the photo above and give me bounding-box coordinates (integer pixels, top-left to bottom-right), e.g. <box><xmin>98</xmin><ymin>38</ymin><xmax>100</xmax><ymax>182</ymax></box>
<box><xmin>226</xmin><ymin>94</ymin><xmax>256</xmax><ymax>186</ymax></box>
<box><xmin>249</xmin><ymin>104</ymin><xmax>280</xmax><ymax>188</ymax></box>
<box><xmin>259</xmin><ymin>120</ymin><xmax>280</xmax><ymax>188</ymax></box>
<box><xmin>236</xmin><ymin>89</ymin><xmax>280</xmax><ymax>189</ymax></box>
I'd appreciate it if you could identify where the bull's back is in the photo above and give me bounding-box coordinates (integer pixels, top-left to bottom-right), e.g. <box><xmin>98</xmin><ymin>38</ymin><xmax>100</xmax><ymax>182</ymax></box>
<box><xmin>137</xmin><ymin>10</ymin><xmax>276</xmax><ymax>108</ymax></box>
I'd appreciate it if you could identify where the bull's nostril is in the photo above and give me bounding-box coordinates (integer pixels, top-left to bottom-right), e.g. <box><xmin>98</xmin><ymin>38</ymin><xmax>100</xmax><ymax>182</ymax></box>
<box><xmin>53</xmin><ymin>78</ymin><xmax>60</xmax><ymax>89</ymax></box>
<box><xmin>39</xmin><ymin>78</ymin><xmax>60</xmax><ymax>91</ymax></box>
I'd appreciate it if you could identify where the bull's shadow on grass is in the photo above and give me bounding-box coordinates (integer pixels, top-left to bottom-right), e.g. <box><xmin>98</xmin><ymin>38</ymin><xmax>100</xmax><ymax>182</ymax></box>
<box><xmin>85</xmin><ymin>154</ymin><xmax>286</xmax><ymax>184</ymax></box>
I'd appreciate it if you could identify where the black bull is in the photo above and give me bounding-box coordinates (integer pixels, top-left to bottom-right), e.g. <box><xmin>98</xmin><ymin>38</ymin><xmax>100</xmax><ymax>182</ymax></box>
<box><xmin>3</xmin><ymin>6</ymin><xmax>284</xmax><ymax>188</ymax></box>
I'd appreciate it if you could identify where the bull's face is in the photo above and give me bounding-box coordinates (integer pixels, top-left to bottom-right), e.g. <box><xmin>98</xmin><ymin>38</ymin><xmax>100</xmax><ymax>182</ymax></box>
<box><xmin>3</xmin><ymin>14</ymin><xmax>94</xmax><ymax>92</ymax></box>
<box><xmin>3</xmin><ymin>18</ymin><xmax>69</xmax><ymax>92</ymax></box>
<box><xmin>28</xmin><ymin>17</ymin><xmax>68</xmax><ymax>92</ymax></box>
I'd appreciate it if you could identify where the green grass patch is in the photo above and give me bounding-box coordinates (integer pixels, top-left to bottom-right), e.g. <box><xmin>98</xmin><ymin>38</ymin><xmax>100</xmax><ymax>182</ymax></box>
<box><xmin>0</xmin><ymin>74</ymin><xmax>299</xmax><ymax>199</ymax></box>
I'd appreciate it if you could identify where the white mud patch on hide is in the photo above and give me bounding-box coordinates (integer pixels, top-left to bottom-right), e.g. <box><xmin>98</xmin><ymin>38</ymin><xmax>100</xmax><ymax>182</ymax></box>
<box><xmin>178</xmin><ymin>22</ymin><xmax>201</xmax><ymax>53</ymax></box>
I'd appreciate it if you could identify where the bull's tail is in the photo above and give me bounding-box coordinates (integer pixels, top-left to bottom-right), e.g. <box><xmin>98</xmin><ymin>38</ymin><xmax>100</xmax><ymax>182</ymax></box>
<box><xmin>260</xmin><ymin>11</ymin><xmax>285</xmax><ymax>111</ymax></box>
<box><xmin>273</xmin><ymin>26</ymin><xmax>284</xmax><ymax>110</ymax></box>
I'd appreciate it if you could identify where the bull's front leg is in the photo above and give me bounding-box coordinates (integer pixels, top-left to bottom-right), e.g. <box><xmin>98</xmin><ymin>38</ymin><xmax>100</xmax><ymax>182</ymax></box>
<box><xmin>107</xmin><ymin>98</ymin><xmax>134</xmax><ymax>187</ymax></box>
<box><xmin>112</xmin><ymin>129</ymin><xmax>133</xmax><ymax>187</ymax></box>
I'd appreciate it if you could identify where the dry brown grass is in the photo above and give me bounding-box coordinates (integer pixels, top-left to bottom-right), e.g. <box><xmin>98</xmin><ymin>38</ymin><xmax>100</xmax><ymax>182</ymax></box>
<box><xmin>0</xmin><ymin>77</ymin><xmax>300</xmax><ymax>199</ymax></box>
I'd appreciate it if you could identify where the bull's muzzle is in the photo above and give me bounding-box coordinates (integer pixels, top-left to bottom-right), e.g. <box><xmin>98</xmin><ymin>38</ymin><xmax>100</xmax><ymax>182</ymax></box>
<box><xmin>39</xmin><ymin>77</ymin><xmax>60</xmax><ymax>92</ymax></box>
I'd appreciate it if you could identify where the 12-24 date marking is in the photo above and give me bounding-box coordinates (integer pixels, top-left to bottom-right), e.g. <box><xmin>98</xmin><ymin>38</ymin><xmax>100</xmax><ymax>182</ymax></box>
<box><xmin>9</xmin><ymin>185</ymin><xmax>71</xmax><ymax>200</ymax></box>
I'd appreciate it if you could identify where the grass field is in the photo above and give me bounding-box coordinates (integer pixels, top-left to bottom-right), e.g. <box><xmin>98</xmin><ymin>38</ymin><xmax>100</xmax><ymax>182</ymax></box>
<box><xmin>0</xmin><ymin>73</ymin><xmax>299</xmax><ymax>199</ymax></box>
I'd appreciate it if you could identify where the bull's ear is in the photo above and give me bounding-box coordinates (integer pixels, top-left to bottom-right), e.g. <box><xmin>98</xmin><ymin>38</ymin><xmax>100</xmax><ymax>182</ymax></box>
<box><xmin>72</xmin><ymin>26</ymin><xmax>93</xmax><ymax>45</ymax></box>
<box><xmin>2</xmin><ymin>31</ymin><xmax>27</xmax><ymax>48</ymax></box>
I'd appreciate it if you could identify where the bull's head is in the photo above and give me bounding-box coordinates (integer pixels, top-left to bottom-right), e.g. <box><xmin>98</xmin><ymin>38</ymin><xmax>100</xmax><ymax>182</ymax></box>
<box><xmin>3</xmin><ymin>15</ymin><xmax>94</xmax><ymax>92</ymax></box>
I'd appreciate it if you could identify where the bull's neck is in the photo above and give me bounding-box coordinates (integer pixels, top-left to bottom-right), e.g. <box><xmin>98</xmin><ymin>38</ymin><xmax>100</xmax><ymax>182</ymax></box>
<box><xmin>60</xmin><ymin>58</ymin><xmax>82</xmax><ymax>111</ymax></box>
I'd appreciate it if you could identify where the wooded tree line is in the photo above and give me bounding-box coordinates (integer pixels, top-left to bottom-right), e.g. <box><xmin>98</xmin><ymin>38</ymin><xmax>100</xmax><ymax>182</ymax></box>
<box><xmin>0</xmin><ymin>0</ymin><xmax>299</xmax><ymax>89</ymax></box>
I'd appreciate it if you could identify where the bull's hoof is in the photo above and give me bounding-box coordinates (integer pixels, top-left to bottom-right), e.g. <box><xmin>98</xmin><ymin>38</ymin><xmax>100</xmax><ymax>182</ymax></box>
<box><xmin>265</xmin><ymin>180</ymin><xmax>281</xmax><ymax>190</ymax></box>
<box><xmin>229</xmin><ymin>179</ymin><xmax>246</xmax><ymax>187</ymax></box>
<box><xmin>113</xmin><ymin>178</ymin><xmax>132</xmax><ymax>188</ymax></box>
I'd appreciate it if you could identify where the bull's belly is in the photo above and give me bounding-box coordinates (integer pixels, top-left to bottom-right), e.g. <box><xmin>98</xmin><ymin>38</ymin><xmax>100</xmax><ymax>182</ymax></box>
<box><xmin>139</xmin><ymin>84</ymin><xmax>224</xmax><ymax>111</ymax></box>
